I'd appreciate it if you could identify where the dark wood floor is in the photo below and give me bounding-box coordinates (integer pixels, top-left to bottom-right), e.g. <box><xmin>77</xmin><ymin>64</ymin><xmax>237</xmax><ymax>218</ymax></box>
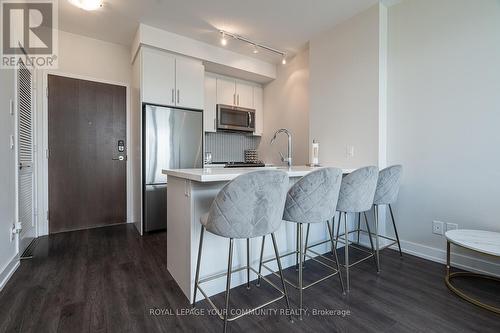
<box><xmin>0</xmin><ymin>224</ymin><xmax>498</xmax><ymax>333</ymax></box>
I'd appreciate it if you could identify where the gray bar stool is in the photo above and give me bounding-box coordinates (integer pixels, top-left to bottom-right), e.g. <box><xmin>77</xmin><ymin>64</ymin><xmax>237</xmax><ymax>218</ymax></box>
<box><xmin>357</xmin><ymin>165</ymin><xmax>403</xmax><ymax>269</ymax></box>
<box><xmin>335</xmin><ymin>166</ymin><xmax>379</xmax><ymax>292</ymax></box>
<box><xmin>192</xmin><ymin>170</ymin><xmax>292</xmax><ymax>333</ymax></box>
<box><xmin>257</xmin><ymin>168</ymin><xmax>345</xmax><ymax>320</ymax></box>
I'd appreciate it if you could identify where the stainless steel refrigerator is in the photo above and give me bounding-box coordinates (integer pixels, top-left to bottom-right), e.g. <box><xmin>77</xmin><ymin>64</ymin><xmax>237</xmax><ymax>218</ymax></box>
<box><xmin>143</xmin><ymin>104</ymin><xmax>203</xmax><ymax>232</ymax></box>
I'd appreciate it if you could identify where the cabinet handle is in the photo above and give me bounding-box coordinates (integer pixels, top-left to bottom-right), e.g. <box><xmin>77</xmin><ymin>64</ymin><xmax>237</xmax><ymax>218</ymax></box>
<box><xmin>177</xmin><ymin>90</ymin><xmax>180</xmax><ymax>104</ymax></box>
<box><xmin>237</xmin><ymin>94</ymin><xmax>240</xmax><ymax>106</ymax></box>
<box><xmin>248</xmin><ymin>112</ymin><xmax>252</xmax><ymax>126</ymax></box>
<box><xmin>171</xmin><ymin>89</ymin><xmax>174</xmax><ymax>103</ymax></box>
<box><xmin>233</xmin><ymin>93</ymin><xmax>236</xmax><ymax>106</ymax></box>
<box><xmin>214</xmin><ymin>118</ymin><xmax>216</xmax><ymax>130</ymax></box>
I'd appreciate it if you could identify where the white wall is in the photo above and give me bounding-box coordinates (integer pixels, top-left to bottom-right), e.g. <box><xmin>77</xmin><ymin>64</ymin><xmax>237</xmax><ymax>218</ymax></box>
<box><xmin>35</xmin><ymin>30</ymin><xmax>137</xmax><ymax>235</ymax></box>
<box><xmin>387</xmin><ymin>0</ymin><xmax>500</xmax><ymax>274</ymax></box>
<box><xmin>0</xmin><ymin>68</ymin><xmax>18</xmax><ymax>289</ymax></box>
<box><xmin>259</xmin><ymin>48</ymin><xmax>310</xmax><ymax>165</ymax></box>
<box><xmin>309</xmin><ymin>4</ymin><xmax>380</xmax><ymax>168</ymax></box>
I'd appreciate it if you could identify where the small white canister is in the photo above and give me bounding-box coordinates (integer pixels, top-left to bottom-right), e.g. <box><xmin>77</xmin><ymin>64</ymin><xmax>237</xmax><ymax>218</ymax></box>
<box><xmin>311</xmin><ymin>139</ymin><xmax>319</xmax><ymax>166</ymax></box>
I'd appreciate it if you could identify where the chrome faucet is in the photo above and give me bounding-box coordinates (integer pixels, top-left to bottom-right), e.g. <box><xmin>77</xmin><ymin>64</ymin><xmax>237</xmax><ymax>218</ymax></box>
<box><xmin>270</xmin><ymin>128</ymin><xmax>292</xmax><ymax>167</ymax></box>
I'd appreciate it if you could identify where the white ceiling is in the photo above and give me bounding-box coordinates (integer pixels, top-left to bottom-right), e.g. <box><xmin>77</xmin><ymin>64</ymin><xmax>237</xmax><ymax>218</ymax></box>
<box><xmin>59</xmin><ymin>0</ymin><xmax>378</xmax><ymax>63</ymax></box>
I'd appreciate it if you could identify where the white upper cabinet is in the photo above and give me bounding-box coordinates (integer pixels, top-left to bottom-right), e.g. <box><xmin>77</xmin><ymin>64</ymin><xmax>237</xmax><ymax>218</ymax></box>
<box><xmin>204</xmin><ymin>74</ymin><xmax>217</xmax><ymax>132</ymax></box>
<box><xmin>216</xmin><ymin>77</ymin><xmax>236</xmax><ymax>106</ymax></box>
<box><xmin>140</xmin><ymin>47</ymin><xmax>204</xmax><ymax>109</ymax></box>
<box><xmin>236</xmin><ymin>81</ymin><xmax>254</xmax><ymax>109</ymax></box>
<box><xmin>142</xmin><ymin>48</ymin><xmax>175</xmax><ymax>106</ymax></box>
<box><xmin>235</xmin><ymin>81</ymin><xmax>254</xmax><ymax>109</ymax></box>
<box><xmin>175</xmin><ymin>56</ymin><xmax>204</xmax><ymax>110</ymax></box>
<box><xmin>205</xmin><ymin>73</ymin><xmax>264</xmax><ymax>135</ymax></box>
<box><xmin>253</xmin><ymin>86</ymin><xmax>264</xmax><ymax>136</ymax></box>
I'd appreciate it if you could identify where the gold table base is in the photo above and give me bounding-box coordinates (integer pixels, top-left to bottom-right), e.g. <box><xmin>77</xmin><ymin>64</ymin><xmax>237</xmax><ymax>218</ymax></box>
<box><xmin>445</xmin><ymin>241</ymin><xmax>500</xmax><ymax>315</ymax></box>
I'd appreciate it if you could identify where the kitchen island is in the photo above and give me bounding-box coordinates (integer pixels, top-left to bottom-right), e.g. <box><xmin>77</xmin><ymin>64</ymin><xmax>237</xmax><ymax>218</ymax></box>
<box><xmin>163</xmin><ymin>166</ymin><xmax>353</xmax><ymax>303</ymax></box>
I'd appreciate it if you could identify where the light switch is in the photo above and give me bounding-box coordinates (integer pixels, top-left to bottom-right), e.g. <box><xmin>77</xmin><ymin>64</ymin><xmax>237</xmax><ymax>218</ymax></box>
<box><xmin>345</xmin><ymin>145</ymin><xmax>355</xmax><ymax>158</ymax></box>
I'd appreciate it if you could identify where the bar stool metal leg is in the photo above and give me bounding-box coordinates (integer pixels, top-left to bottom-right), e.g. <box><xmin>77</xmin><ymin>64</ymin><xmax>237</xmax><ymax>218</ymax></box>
<box><xmin>303</xmin><ymin>224</ymin><xmax>310</xmax><ymax>266</ymax></box>
<box><xmin>343</xmin><ymin>212</ymin><xmax>350</xmax><ymax>292</ymax></box>
<box><xmin>326</xmin><ymin>219</ymin><xmax>345</xmax><ymax>294</ymax></box>
<box><xmin>298</xmin><ymin>223</ymin><xmax>304</xmax><ymax>320</ymax></box>
<box><xmin>363</xmin><ymin>212</ymin><xmax>379</xmax><ymax>272</ymax></box>
<box><xmin>246</xmin><ymin>238</ymin><xmax>250</xmax><ymax>289</ymax></box>
<box><xmin>223</xmin><ymin>239</ymin><xmax>234</xmax><ymax>333</ymax></box>
<box><xmin>356</xmin><ymin>213</ymin><xmax>361</xmax><ymax>244</ymax></box>
<box><xmin>192</xmin><ymin>226</ymin><xmax>205</xmax><ymax>307</ymax></box>
<box><xmin>296</xmin><ymin>224</ymin><xmax>300</xmax><ymax>270</ymax></box>
<box><xmin>389</xmin><ymin>204</ymin><xmax>403</xmax><ymax>257</ymax></box>
<box><xmin>271</xmin><ymin>233</ymin><xmax>294</xmax><ymax>322</ymax></box>
<box><xmin>256</xmin><ymin>235</ymin><xmax>265</xmax><ymax>287</ymax></box>
<box><xmin>374</xmin><ymin>205</ymin><xmax>380</xmax><ymax>272</ymax></box>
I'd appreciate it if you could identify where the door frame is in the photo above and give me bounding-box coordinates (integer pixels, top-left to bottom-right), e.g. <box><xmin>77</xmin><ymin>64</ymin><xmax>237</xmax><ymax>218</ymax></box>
<box><xmin>38</xmin><ymin>71</ymin><xmax>131</xmax><ymax>235</ymax></box>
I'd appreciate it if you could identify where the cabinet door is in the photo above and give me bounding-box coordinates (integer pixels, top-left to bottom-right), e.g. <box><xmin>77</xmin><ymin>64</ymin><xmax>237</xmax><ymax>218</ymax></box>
<box><xmin>142</xmin><ymin>48</ymin><xmax>175</xmax><ymax>106</ymax></box>
<box><xmin>216</xmin><ymin>77</ymin><xmax>236</xmax><ymax>106</ymax></box>
<box><xmin>253</xmin><ymin>86</ymin><xmax>264</xmax><ymax>136</ymax></box>
<box><xmin>175</xmin><ymin>56</ymin><xmax>204</xmax><ymax>110</ymax></box>
<box><xmin>203</xmin><ymin>75</ymin><xmax>217</xmax><ymax>132</ymax></box>
<box><xmin>235</xmin><ymin>81</ymin><xmax>254</xmax><ymax>109</ymax></box>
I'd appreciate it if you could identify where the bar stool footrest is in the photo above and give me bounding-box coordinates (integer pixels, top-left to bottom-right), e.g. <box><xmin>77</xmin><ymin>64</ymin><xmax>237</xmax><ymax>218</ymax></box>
<box><xmin>195</xmin><ymin>266</ymin><xmax>285</xmax><ymax>322</ymax></box>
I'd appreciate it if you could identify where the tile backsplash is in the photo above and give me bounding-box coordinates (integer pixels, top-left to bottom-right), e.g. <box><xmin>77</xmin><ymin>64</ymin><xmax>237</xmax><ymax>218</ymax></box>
<box><xmin>205</xmin><ymin>132</ymin><xmax>261</xmax><ymax>162</ymax></box>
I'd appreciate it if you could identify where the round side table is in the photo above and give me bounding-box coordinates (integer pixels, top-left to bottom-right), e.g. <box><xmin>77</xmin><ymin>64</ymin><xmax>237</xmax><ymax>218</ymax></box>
<box><xmin>445</xmin><ymin>229</ymin><xmax>500</xmax><ymax>314</ymax></box>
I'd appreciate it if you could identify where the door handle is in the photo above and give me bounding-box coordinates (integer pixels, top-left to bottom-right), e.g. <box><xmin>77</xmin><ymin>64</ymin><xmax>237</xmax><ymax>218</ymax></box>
<box><xmin>247</xmin><ymin>112</ymin><xmax>252</xmax><ymax>126</ymax></box>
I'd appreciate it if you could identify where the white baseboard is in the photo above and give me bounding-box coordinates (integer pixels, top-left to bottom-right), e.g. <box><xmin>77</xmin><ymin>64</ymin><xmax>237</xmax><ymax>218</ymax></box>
<box><xmin>354</xmin><ymin>232</ymin><xmax>500</xmax><ymax>277</ymax></box>
<box><xmin>391</xmin><ymin>239</ymin><xmax>500</xmax><ymax>277</ymax></box>
<box><xmin>0</xmin><ymin>255</ymin><xmax>20</xmax><ymax>292</ymax></box>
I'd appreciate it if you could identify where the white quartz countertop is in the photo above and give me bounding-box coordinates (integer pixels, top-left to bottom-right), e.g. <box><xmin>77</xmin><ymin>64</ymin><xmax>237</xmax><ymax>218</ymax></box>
<box><xmin>162</xmin><ymin>166</ymin><xmax>354</xmax><ymax>182</ymax></box>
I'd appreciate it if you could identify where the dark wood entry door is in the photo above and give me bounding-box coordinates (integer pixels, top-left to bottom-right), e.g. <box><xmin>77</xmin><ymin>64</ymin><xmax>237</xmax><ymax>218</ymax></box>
<box><xmin>48</xmin><ymin>75</ymin><xmax>127</xmax><ymax>233</ymax></box>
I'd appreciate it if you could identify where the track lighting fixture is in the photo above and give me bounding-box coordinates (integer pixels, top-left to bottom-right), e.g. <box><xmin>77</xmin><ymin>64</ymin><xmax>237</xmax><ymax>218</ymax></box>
<box><xmin>218</xmin><ymin>30</ymin><xmax>287</xmax><ymax>65</ymax></box>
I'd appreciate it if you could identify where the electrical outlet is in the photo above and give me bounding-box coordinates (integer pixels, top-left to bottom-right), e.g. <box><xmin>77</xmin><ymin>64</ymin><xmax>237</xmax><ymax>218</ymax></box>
<box><xmin>432</xmin><ymin>220</ymin><xmax>444</xmax><ymax>235</ymax></box>
<box><xmin>446</xmin><ymin>223</ymin><xmax>458</xmax><ymax>231</ymax></box>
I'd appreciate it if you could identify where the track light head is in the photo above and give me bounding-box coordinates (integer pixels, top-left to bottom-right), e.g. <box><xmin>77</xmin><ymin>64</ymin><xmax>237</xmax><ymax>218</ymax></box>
<box><xmin>220</xmin><ymin>31</ymin><xmax>227</xmax><ymax>46</ymax></box>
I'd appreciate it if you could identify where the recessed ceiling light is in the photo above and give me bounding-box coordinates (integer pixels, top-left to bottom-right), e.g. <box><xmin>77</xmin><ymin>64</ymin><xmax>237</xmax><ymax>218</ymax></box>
<box><xmin>281</xmin><ymin>55</ymin><xmax>287</xmax><ymax>65</ymax></box>
<box><xmin>252</xmin><ymin>44</ymin><xmax>259</xmax><ymax>54</ymax></box>
<box><xmin>68</xmin><ymin>0</ymin><xmax>103</xmax><ymax>11</ymax></box>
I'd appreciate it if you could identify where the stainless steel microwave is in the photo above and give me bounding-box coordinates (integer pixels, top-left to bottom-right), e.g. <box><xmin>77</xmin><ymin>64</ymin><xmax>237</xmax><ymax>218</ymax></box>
<box><xmin>216</xmin><ymin>104</ymin><xmax>255</xmax><ymax>133</ymax></box>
